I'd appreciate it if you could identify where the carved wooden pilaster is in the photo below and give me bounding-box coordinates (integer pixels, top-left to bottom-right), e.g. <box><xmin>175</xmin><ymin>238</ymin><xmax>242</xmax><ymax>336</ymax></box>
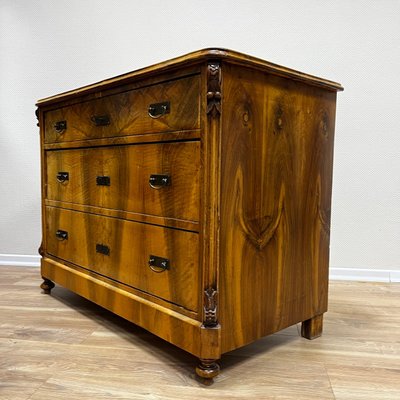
<box><xmin>201</xmin><ymin>61</ymin><xmax>222</xmax><ymax>329</ymax></box>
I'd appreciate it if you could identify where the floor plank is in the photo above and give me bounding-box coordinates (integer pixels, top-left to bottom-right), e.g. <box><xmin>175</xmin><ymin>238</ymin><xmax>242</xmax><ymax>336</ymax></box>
<box><xmin>0</xmin><ymin>266</ymin><xmax>399</xmax><ymax>399</ymax></box>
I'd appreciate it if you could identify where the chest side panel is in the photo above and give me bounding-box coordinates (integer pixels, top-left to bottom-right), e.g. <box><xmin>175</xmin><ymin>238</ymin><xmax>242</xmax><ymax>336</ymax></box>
<box><xmin>219</xmin><ymin>63</ymin><xmax>337</xmax><ymax>352</ymax></box>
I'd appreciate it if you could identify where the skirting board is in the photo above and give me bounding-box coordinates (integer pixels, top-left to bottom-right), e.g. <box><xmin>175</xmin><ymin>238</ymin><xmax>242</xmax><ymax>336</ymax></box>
<box><xmin>1</xmin><ymin>254</ymin><xmax>399</xmax><ymax>283</ymax></box>
<box><xmin>0</xmin><ymin>254</ymin><xmax>41</xmax><ymax>267</ymax></box>
<box><xmin>330</xmin><ymin>267</ymin><xmax>400</xmax><ymax>283</ymax></box>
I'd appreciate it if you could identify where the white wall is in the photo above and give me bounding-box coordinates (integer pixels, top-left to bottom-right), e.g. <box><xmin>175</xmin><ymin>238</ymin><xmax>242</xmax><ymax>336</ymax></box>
<box><xmin>1</xmin><ymin>0</ymin><xmax>399</xmax><ymax>273</ymax></box>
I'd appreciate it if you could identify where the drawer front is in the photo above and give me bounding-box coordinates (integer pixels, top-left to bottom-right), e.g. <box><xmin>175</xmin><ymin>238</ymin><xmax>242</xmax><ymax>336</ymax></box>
<box><xmin>46</xmin><ymin>142</ymin><xmax>199</xmax><ymax>222</ymax></box>
<box><xmin>46</xmin><ymin>207</ymin><xmax>199</xmax><ymax>311</ymax></box>
<box><xmin>44</xmin><ymin>75</ymin><xmax>200</xmax><ymax>143</ymax></box>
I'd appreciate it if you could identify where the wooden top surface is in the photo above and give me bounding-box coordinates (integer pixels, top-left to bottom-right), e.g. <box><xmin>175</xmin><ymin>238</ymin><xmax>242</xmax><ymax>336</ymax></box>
<box><xmin>37</xmin><ymin>48</ymin><xmax>343</xmax><ymax>106</ymax></box>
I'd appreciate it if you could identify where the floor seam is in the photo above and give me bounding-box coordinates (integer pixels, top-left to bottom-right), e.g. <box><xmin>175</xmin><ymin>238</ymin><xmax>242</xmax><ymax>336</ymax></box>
<box><xmin>324</xmin><ymin>363</ymin><xmax>336</xmax><ymax>400</ymax></box>
<box><xmin>26</xmin><ymin>377</ymin><xmax>52</xmax><ymax>400</ymax></box>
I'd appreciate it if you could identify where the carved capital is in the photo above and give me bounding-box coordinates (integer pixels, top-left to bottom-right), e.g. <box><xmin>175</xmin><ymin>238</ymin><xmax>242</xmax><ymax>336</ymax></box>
<box><xmin>204</xmin><ymin>286</ymin><xmax>218</xmax><ymax>327</ymax></box>
<box><xmin>38</xmin><ymin>242</ymin><xmax>44</xmax><ymax>257</ymax></box>
<box><xmin>35</xmin><ymin>108</ymin><xmax>40</xmax><ymax>127</ymax></box>
<box><xmin>206</xmin><ymin>62</ymin><xmax>221</xmax><ymax>116</ymax></box>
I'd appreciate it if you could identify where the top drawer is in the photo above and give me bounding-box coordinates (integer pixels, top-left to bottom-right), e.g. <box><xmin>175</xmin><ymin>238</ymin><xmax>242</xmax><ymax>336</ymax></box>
<box><xmin>44</xmin><ymin>75</ymin><xmax>200</xmax><ymax>143</ymax></box>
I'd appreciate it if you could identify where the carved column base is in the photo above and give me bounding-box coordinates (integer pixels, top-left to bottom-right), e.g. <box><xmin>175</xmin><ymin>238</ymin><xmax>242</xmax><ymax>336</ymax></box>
<box><xmin>195</xmin><ymin>358</ymin><xmax>220</xmax><ymax>381</ymax></box>
<box><xmin>40</xmin><ymin>278</ymin><xmax>55</xmax><ymax>294</ymax></box>
<box><xmin>301</xmin><ymin>314</ymin><xmax>323</xmax><ymax>340</ymax></box>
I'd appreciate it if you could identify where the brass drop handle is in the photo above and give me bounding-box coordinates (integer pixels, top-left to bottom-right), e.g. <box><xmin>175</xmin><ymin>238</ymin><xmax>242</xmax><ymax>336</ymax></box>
<box><xmin>148</xmin><ymin>255</ymin><xmax>170</xmax><ymax>273</ymax></box>
<box><xmin>91</xmin><ymin>115</ymin><xmax>110</xmax><ymax>126</ymax></box>
<box><xmin>149</xmin><ymin>174</ymin><xmax>171</xmax><ymax>189</ymax></box>
<box><xmin>56</xmin><ymin>172</ymin><xmax>69</xmax><ymax>183</ymax></box>
<box><xmin>54</xmin><ymin>120</ymin><xmax>67</xmax><ymax>133</ymax></box>
<box><xmin>55</xmin><ymin>230</ymin><xmax>68</xmax><ymax>241</ymax></box>
<box><xmin>148</xmin><ymin>101</ymin><xmax>170</xmax><ymax>119</ymax></box>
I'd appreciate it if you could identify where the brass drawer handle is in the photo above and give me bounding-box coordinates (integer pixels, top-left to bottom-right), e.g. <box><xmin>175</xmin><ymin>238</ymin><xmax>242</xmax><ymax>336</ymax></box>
<box><xmin>54</xmin><ymin>120</ymin><xmax>67</xmax><ymax>133</ymax></box>
<box><xmin>56</xmin><ymin>171</ymin><xmax>69</xmax><ymax>183</ymax></box>
<box><xmin>148</xmin><ymin>255</ymin><xmax>170</xmax><ymax>273</ymax></box>
<box><xmin>96</xmin><ymin>243</ymin><xmax>110</xmax><ymax>256</ymax></box>
<box><xmin>55</xmin><ymin>230</ymin><xmax>68</xmax><ymax>241</ymax></box>
<box><xmin>149</xmin><ymin>174</ymin><xmax>171</xmax><ymax>189</ymax></box>
<box><xmin>148</xmin><ymin>101</ymin><xmax>170</xmax><ymax>119</ymax></box>
<box><xmin>91</xmin><ymin>115</ymin><xmax>110</xmax><ymax>126</ymax></box>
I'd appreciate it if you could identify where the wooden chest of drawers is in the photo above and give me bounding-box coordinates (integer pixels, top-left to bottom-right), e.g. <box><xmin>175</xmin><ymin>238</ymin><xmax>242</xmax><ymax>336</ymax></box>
<box><xmin>36</xmin><ymin>48</ymin><xmax>342</xmax><ymax>380</ymax></box>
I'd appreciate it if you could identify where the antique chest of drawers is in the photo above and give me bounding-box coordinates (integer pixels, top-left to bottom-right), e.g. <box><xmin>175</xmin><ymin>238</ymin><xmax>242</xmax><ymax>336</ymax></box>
<box><xmin>36</xmin><ymin>48</ymin><xmax>342</xmax><ymax>380</ymax></box>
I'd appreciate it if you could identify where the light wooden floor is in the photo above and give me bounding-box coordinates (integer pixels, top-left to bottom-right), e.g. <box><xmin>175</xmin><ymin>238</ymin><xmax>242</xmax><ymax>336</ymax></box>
<box><xmin>0</xmin><ymin>266</ymin><xmax>399</xmax><ymax>399</ymax></box>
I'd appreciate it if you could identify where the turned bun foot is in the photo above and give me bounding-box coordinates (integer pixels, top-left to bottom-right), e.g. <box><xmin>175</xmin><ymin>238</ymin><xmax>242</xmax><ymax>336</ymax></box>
<box><xmin>195</xmin><ymin>359</ymin><xmax>220</xmax><ymax>381</ymax></box>
<box><xmin>40</xmin><ymin>278</ymin><xmax>55</xmax><ymax>294</ymax></box>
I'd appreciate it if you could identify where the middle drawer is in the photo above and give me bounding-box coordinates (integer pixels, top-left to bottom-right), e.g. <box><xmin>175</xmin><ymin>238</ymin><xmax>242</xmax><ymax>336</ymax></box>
<box><xmin>46</xmin><ymin>141</ymin><xmax>200</xmax><ymax>222</ymax></box>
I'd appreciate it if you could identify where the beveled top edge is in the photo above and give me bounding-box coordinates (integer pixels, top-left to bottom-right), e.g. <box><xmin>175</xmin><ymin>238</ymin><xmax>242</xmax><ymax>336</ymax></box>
<box><xmin>36</xmin><ymin>48</ymin><xmax>343</xmax><ymax>106</ymax></box>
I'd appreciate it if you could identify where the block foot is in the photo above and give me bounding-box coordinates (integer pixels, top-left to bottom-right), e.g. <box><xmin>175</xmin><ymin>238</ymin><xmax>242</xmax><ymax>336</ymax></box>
<box><xmin>301</xmin><ymin>314</ymin><xmax>323</xmax><ymax>340</ymax></box>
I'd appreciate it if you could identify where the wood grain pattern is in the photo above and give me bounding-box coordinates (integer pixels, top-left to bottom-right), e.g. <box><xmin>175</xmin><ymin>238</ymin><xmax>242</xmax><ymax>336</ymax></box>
<box><xmin>46</xmin><ymin>141</ymin><xmax>200</xmax><ymax>223</ymax></box>
<box><xmin>219</xmin><ymin>63</ymin><xmax>337</xmax><ymax>353</ymax></box>
<box><xmin>45</xmin><ymin>206</ymin><xmax>200</xmax><ymax>312</ymax></box>
<box><xmin>2</xmin><ymin>267</ymin><xmax>400</xmax><ymax>399</ymax></box>
<box><xmin>44</xmin><ymin>75</ymin><xmax>200</xmax><ymax>143</ymax></box>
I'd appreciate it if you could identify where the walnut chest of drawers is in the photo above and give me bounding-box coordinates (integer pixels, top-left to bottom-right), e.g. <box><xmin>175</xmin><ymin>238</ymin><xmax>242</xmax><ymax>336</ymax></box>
<box><xmin>36</xmin><ymin>48</ymin><xmax>342</xmax><ymax>380</ymax></box>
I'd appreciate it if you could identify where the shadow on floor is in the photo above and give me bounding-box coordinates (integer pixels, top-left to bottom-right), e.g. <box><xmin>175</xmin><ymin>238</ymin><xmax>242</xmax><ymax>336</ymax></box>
<box><xmin>48</xmin><ymin>285</ymin><xmax>300</xmax><ymax>379</ymax></box>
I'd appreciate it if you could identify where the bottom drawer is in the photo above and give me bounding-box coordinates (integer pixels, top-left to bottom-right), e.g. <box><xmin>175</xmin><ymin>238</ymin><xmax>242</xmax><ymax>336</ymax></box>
<box><xmin>45</xmin><ymin>206</ymin><xmax>199</xmax><ymax>312</ymax></box>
